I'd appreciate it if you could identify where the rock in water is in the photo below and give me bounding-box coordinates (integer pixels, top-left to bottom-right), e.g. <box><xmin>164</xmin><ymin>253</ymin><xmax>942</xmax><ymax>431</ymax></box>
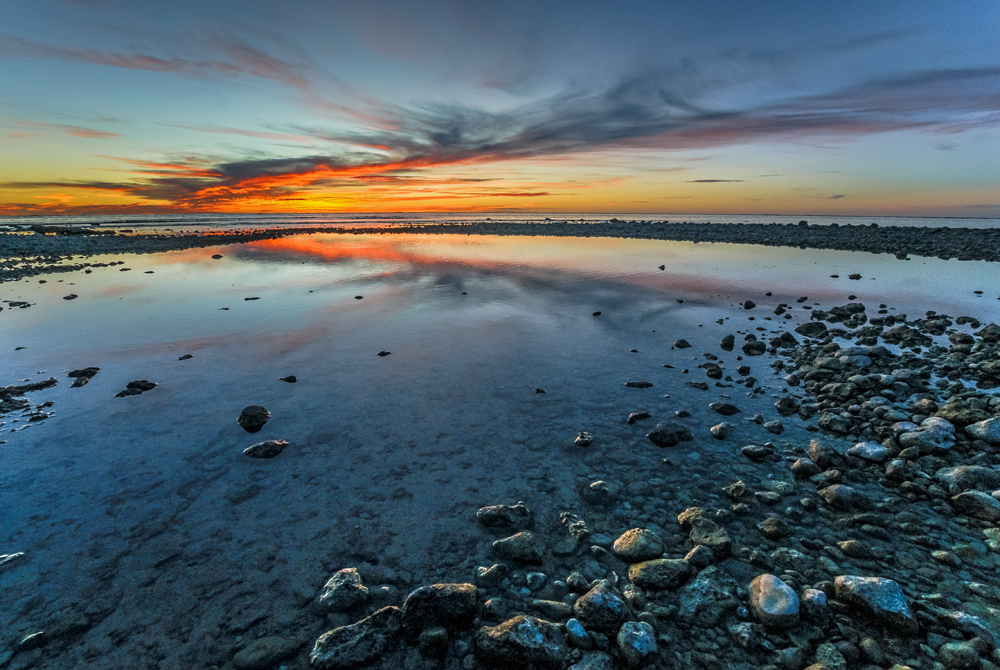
<box><xmin>720</xmin><ymin>334</ymin><xmax>735</xmax><ymax>351</ymax></box>
<box><xmin>477</xmin><ymin>502</ymin><xmax>532</xmax><ymax>530</ymax></box>
<box><xmin>493</xmin><ymin>531</ymin><xmax>544</xmax><ymax>564</ymax></box>
<box><xmin>676</xmin><ymin>565</ymin><xmax>738</xmax><ymax>626</ymax></box>
<box><xmin>574</xmin><ymin>431</ymin><xmax>594</xmax><ymax>447</ymax></box>
<box><xmin>475</xmin><ymin>615</ymin><xmax>568</xmax><ymax>667</ymax></box>
<box><xmin>400</xmin><ymin>583</ymin><xmax>478</xmax><ymax>634</ymax></box>
<box><xmin>617</xmin><ymin>621</ymin><xmax>657</xmax><ymax>667</ymax></box>
<box><xmin>238</xmin><ymin>405</ymin><xmax>270</xmax><ymax>433</ymax></box>
<box><xmin>573</xmin><ymin>581</ymin><xmax>631</xmax><ymax>633</ymax></box>
<box><xmin>319</xmin><ymin>568</ymin><xmax>369</xmax><ymax>612</ymax></box>
<box><xmin>233</xmin><ymin>636</ymin><xmax>300</xmax><ymax>670</ymax></box>
<box><xmin>673</xmin><ymin>339</ymin><xmax>691</xmax><ymax>349</ymax></box>
<box><xmin>709</xmin><ymin>402</ymin><xmax>741</xmax><ymax>416</ymax></box>
<box><xmin>742</xmin><ymin>341</ymin><xmax>766</xmax><ymax>356</ymax></box>
<box><xmin>833</xmin><ymin>575</ymin><xmax>918</xmax><ymax>636</ymax></box>
<box><xmin>646</xmin><ymin>422</ymin><xmax>693</xmax><ymax>448</ymax></box>
<box><xmin>612</xmin><ymin>528</ymin><xmax>665</xmax><ymax>563</ymax></box>
<box><xmin>310</xmin><ymin>606</ymin><xmax>402</xmax><ymax>669</ymax></box>
<box><xmin>68</xmin><ymin>367</ymin><xmax>100</xmax><ymax>387</ymax></box>
<box><xmin>279</xmin><ymin>375</ymin><xmax>297</xmax><ymax>383</ymax></box>
<box><xmin>114</xmin><ymin>380</ymin><xmax>156</xmax><ymax>397</ymax></box>
<box><xmin>749</xmin><ymin>574</ymin><xmax>799</xmax><ymax>628</ymax></box>
<box><xmin>950</xmin><ymin>491</ymin><xmax>1000</xmax><ymax>521</ymax></box>
<box><xmin>965</xmin><ymin>417</ymin><xmax>1000</xmax><ymax>444</ymax></box>
<box><xmin>624</xmin><ymin>381</ymin><xmax>653</xmax><ymax>388</ymax></box>
<box><xmin>243</xmin><ymin>440</ymin><xmax>288</xmax><ymax>459</ymax></box>
<box><xmin>628</xmin><ymin>559</ymin><xmax>691</xmax><ymax>590</ymax></box>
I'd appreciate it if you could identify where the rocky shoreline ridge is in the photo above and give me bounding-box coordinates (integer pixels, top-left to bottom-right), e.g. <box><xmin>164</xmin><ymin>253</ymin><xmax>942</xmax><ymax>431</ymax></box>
<box><xmin>2</xmin><ymin>219</ymin><xmax>999</xmax><ymax>283</ymax></box>
<box><xmin>9</xmin><ymin>298</ymin><xmax>1000</xmax><ymax>668</ymax></box>
<box><xmin>292</xmin><ymin>302</ymin><xmax>1000</xmax><ymax>670</ymax></box>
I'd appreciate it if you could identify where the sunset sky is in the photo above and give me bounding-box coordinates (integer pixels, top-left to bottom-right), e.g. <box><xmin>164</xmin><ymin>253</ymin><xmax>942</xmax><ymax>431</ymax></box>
<box><xmin>1</xmin><ymin>1</ymin><xmax>998</xmax><ymax>217</ymax></box>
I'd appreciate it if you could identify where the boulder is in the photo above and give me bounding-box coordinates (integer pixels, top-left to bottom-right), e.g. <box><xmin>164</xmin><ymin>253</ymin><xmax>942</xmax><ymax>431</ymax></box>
<box><xmin>238</xmin><ymin>405</ymin><xmax>270</xmax><ymax>433</ymax></box>
<box><xmin>310</xmin><ymin>606</ymin><xmax>402</xmax><ymax>669</ymax></box>
<box><xmin>749</xmin><ymin>574</ymin><xmax>799</xmax><ymax>628</ymax></box>
<box><xmin>833</xmin><ymin>576</ymin><xmax>918</xmax><ymax>636</ymax></box>
<box><xmin>475</xmin><ymin>615</ymin><xmax>568</xmax><ymax>668</ymax></box>
<box><xmin>646</xmin><ymin>422</ymin><xmax>692</xmax><ymax>448</ymax></box>
<box><xmin>477</xmin><ymin>503</ymin><xmax>532</xmax><ymax>530</ymax></box>
<box><xmin>950</xmin><ymin>491</ymin><xmax>1000</xmax><ymax>522</ymax></box>
<box><xmin>319</xmin><ymin>568</ymin><xmax>369</xmax><ymax>612</ymax></box>
<box><xmin>965</xmin><ymin>417</ymin><xmax>1000</xmax><ymax>444</ymax></box>
<box><xmin>573</xmin><ymin>581</ymin><xmax>631</xmax><ymax>634</ymax></box>
<box><xmin>612</xmin><ymin>529</ymin><xmax>665</xmax><ymax>563</ymax></box>
<box><xmin>617</xmin><ymin>621</ymin><xmax>657</xmax><ymax>667</ymax></box>
<box><xmin>628</xmin><ymin>559</ymin><xmax>691</xmax><ymax>590</ymax></box>
<box><xmin>401</xmin><ymin>583</ymin><xmax>478</xmax><ymax>634</ymax></box>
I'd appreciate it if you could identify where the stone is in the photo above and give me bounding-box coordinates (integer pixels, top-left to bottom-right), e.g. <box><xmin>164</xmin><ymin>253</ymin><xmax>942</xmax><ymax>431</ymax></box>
<box><xmin>742</xmin><ymin>444</ymin><xmax>774</xmax><ymax>462</ymax></box>
<box><xmin>757</xmin><ymin>516</ymin><xmax>790</xmax><ymax>540</ymax></box>
<box><xmin>965</xmin><ymin>418</ymin><xmax>1000</xmax><ymax>444</ymax></box>
<box><xmin>673</xmin><ymin>339</ymin><xmax>691</xmax><ymax>349</ymax></box>
<box><xmin>688</xmin><ymin>518</ymin><xmax>731</xmax><ymax>558</ymax></box>
<box><xmin>809</xmin><ymin>440</ymin><xmax>841</xmax><ymax>469</ymax></box>
<box><xmin>243</xmin><ymin>439</ymin><xmax>288</xmax><ymax>458</ymax></box>
<box><xmin>233</xmin><ymin>636</ymin><xmax>301</xmax><ymax>670</ymax></box>
<box><xmin>114</xmin><ymin>379</ymin><xmax>157</xmax><ymax>397</ymax></box>
<box><xmin>775</xmin><ymin>396</ymin><xmax>800</xmax><ymax>416</ymax></box>
<box><xmin>624</xmin><ymin>381</ymin><xmax>653</xmax><ymax>388</ymax></box>
<box><xmin>950</xmin><ymin>491</ymin><xmax>1000</xmax><ymax>521</ymax></box>
<box><xmin>617</xmin><ymin>621</ymin><xmax>657</xmax><ymax>667</ymax></box>
<box><xmin>721</xmin><ymin>334</ymin><xmax>735</xmax><ymax>351</ymax></box>
<box><xmin>710</xmin><ymin>422</ymin><xmax>734</xmax><ymax>439</ymax></box>
<box><xmin>417</xmin><ymin>627</ymin><xmax>449</xmax><ymax>658</ymax></box>
<box><xmin>565</xmin><ymin>618</ymin><xmax>591</xmax><ymax>649</ymax></box>
<box><xmin>749</xmin><ymin>574</ymin><xmax>799</xmax><ymax>628</ymax></box>
<box><xmin>573</xmin><ymin>581</ymin><xmax>631</xmax><ymax>634</ymax></box>
<box><xmin>477</xmin><ymin>503</ymin><xmax>532</xmax><ymax>530</ymax></box>
<box><xmin>938</xmin><ymin>641</ymin><xmax>980</xmax><ymax>669</ymax></box>
<box><xmin>936</xmin><ymin>465</ymin><xmax>1000</xmax><ymax>491</ymax></box>
<box><xmin>319</xmin><ymin>568</ymin><xmax>370</xmax><ymax>611</ymax></box>
<box><xmin>401</xmin><ymin>583</ymin><xmax>478</xmax><ymax>634</ymax></box>
<box><xmin>899</xmin><ymin>417</ymin><xmax>956</xmax><ymax>452</ymax></box>
<box><xmin>676</xmin><ymin>565</ymin><xmax>738</xmax><ymax>626</ymax></box>
<box><xmin>847</xmin><ymin>441</ymin><xmax>890</xmax><ymax>463</ymax></box>
<box><xmin>238</xmin><ymin>405</ymin><xmax>270</xmax><ymax>433</ymax></box>
<box><xmin>709</xmin><ymin>402</ymin><xmax>741</xmax><ymax>416</ymax></box>
<box><xmin>818</xmin><ymin>485</ymin><xmax>873</xmax><ymax>511</ymax></box>
<box><xmin>795</xmin><ymin>322</ymin><xmax>828</xmax><ymax>338</ymax></box>
<box><xmin>532</xmin><ymin>599</ymin><xmax>573</xmax><ymax>620</ymax></box>
<box><xmin>574</xmin><ymin>431</ymin><xmax>594</xmax><ymax>447</ymax></box>
<box><xmin>742</xmin><ymin>341</ymin><xmax>767</xmax><ymax>356</ymax></box>
<box><xmin>627</xmin><ymin>412</ymin><xmax>651</xmax><ymax>425</ymax></box>
<box><xmin>493</xmin><ymin>532</ymin><xmax>544</xmax><ymax>564</ymax></box>
<box><xmin>764</xmin><ymin>420</ymin><xmax>784</xmax><ymax>434</ymax></box>
<box><xmin>310</xmin><ymin>606</ymin><xmax>402</xmax><ymax>669</ymax></box>
<box><xmin>646</xmin><ymin>421</ymin><xmax>692</xmax><ymax>448</ymax></box>
<box><xmin>68</xmin><ymin>367</ymin><xmax>100</xmax><ymax>388</ymax></box>
<box><xmin>475</xmin><ymin>615</ymin><xmax>568</xmax><ymax>668</ymax></box>
<box><xmin>279</xmin><ymin>375</ymin><xmax>297</xmax><ymax>383</ymax></box>
<box><xmin>723</xmin><ymin>480</ymin><xmax>756</xmax><ymax>504</ymax></box>
<box><xmin>628</xmin><ymin>559</ymin><xmax>690</xmax><ymax>590</ymax></box>
<box><xmin>833</xmin><ymin>576</ymin><xmax>918</xmax><ymax>636</ymax></box>
<box><xmin>612</xmin><ymin>529</ymin><xmax>665</xmax><ymax>562</ymax></box>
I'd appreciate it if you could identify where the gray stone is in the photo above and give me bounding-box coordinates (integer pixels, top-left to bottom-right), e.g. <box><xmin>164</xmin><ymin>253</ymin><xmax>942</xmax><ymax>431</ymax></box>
<box><xmin>573</xmin><ymin>580</ymin><xmax>631</xmax><ymax>634</ymax></box>
<box><xmin>833</xmin><ymin>575</ymin><xmax>918</xmax><ymax>635</ymax></box>
<box><xmin>319</xmin><ymin>568</ymin><xmax>370</xmax><ymax>612</ymax></box>
<box><xmin>477</xmin><ymin>503</ymin><xmax>532</xmax><ymax>530</ymax></box>
<box><xmin>965</xmin><ymin>417</ymin><xmax>1000</xmax><ymax>444</ymax></box>
<box><xmin>899</xmin><ymin>416</ymin><xmax>956</xmax><ymax>452</ymax></box>
<box><xmin>616</xmin><ymin>621</ymin><xmax>657</xmax><ymax>667</ymax></box>
<box><xmin>233</xmin><ymin>636</ymin><xmax>301</xmax><ymax>670</ymax></box>
<box><xmin>749</xmin><ymin>574</ymin><xmax>799</xmax><ymax>628</ymax></box>
<box><xmin>237</xmin><ymin>405</ymin><xmax>270</xmax><ymax>433</ymax></box>
<box><xmin>646</xmin><ymin>421</ymin><xmax>692</xmax><ymax>448</ymax></box>
<box><xmin>564</xmin><ymin>618</ymin><xmax>591</xmax><ymax>649</ymax></box>
<box><xmin>401</xmin><ymin>583</ymin><xmax>478</xmax><ymax>634</ymax></box>
<box><xmin>763</xmin><ymin>420</ymin><xmax>784</xmax><ymax>434</ymax></box>
<box><xmin>847</xmin><ymin>441</ymin><xmax>890</xmax><ymax>463</ymax></box>
<box><xmin>936</xmin><ymin>465</ymin><xmax>1000</xmax><ymax>491</ymax></box>
<box><xmin>818</xmin><ymin>485</ymin><xmax>873</xmax><ymax>511</ymax></box>
<box><xmin>709</xmin><ymin>402</ymin><xmax>741</xmax><ymax>416</ymax></box>
<box><xmin>243</xmin><ymin>439</ymin><xmax>288</xmax><ymax>458</ymax></box>
<box><xmin>568</xmin><ymin>651</ymin><xmax>616</xmax><ymax>670</ymax></box>
<box><xmin>710</xmin><ymin>422</ymin><xmax>734</xmax><ymax>439</ymax></box>
<box><xmin>676</xmin><ymin>566</ymin><xmax>738</xmax><ymax>626</ymax></box>
<box><xmin>950</xmin><ymin>491</ymin><xmax>1000</xmax><ymax>521</ymax></box>
<box><xmin>475</xmin><ymin>615</ymin><xmax>568</xmax><ymax>668</ymax></box>
<box><xmin>612</xmin><ymin>529</ymin><xmax>665</xmax><ymax>563</ymax></box>
<box><xmin>493</xmin><ymin>532</ymin><xmax>544</xmax><ymax>564</ymax></box>
<box><xmin>938</xmin><ymin>641</ymin><xmax>980</xmax><ymax>669</ymax></box>
<box><xmin>310</xmin><ymin>606</ymin><xmax>402</xmax><ymax>669</ymax></box>
<box><xmin>628</xmin><ymin>559</ymin><xmax>691</xmax><ymax>590</ymax></box>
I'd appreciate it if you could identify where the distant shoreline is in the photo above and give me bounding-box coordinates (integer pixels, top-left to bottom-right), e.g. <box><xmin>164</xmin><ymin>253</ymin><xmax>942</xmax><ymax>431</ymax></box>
<box><xmin>2</xmin><ymin>220</ymin><xmax>999</xmax><ymax>283</ymax></box>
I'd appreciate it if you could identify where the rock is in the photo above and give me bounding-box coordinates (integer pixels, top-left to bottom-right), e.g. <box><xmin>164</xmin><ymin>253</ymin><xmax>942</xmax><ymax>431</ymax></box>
<box><xmin>775</xmin><ymin>396</ymin><xmax>800</xmax><ymax>416</ymax></box>
<box><xmin>401</xmin><ymin>583</ymin><xmax>478</xmax><ymax>634</ymax></box>
<box><xmin>742</xmin><ymin>341</ymin><xmax>767</xmax><ymax>356</ymax></box>
<box><xmin>114</xmin><ymin>380</ymin><xmax>157</xmax><ymax>397</ymax></box>
<box><xmin>709</xmin><ymin>422</ymin><xmax>734</xmax><ymax>441</ymax></box>
<box><xmin>833</xmin><ymin>576</ymin><xmax>918</xmax><ymax>635</ymax></box>
<box><xmin>743</xmin><ymin>300</ymin><xmax>756</xmax><ymax>309</ymax></box>
<box><xmin>279</xmin><ymin>375</ymin><xmax>297</xmax><ymax>383</ymax></box>
<box><xmin>628</xmin><ymin>559</ymin><xmax>691</xmax><ymax>590</ymax></box>
<box><xmin>899</xmin><ymin>417</ymin><xmax>956</xmax><ymax>452</ymax></box>
<box><xmin>243</xmin><ymin>439</ymin><xmax>289</xmax><ymax>459</ymax></box>
<box><xmin>568</xmin><ymin>651</ymin><xmax>616</xmax><ymax>670</ymax></box>
<box><xmin>809</xmin><ymin>440</ymin><xmax>842</xmax><ymax>469</ymax></box>
<box><xmin>475</xmin><ymin>564</ymin><xmax>508</xmax><ymax>587</ymax></box>
<box><xmin>709</xmin><ymin>402</ymin><xmax>741</xmax><ymax>416</ymax></box>
<box><xmin>319</xmin><ymin>568</ymin><xmax>370</xmax><ymax>612</ymax></box>
<box><xmin>936</xmin><ymin>399</ymin><xmax>988</xmax><ymax>426</ymax></box>
<box><xmin>678</xmin><ymin>509</ymin><xmax>731</xmax><ymax>558</ymax></box>
<box><xmin>938</xmin><ymin>641</ymin><xmax>980</xmax><ymax>669</ymax></box>
<box><xmin>573</xmin><ymin>581</ymin><xmax>631</xmax><ymax>634</ymax></box>
<box><xmin>684</xmin><ymin>545</ymin><xmax>714</xmax><ymax>569</ymax></box>
<box><xmin>377</xmin><ymin>351</ymin><xmax>391</xmax><ymax>357</ymax></box>
<box><xmin>68</xmin><ymin>367</ymin><xmax>100</xmax><ymax>388</ymax></box>
<box><xmin>17</xmin><ymin>631</ymin><xmax>47</xmax><ymax>651</ymax></box>
<box><xmin>63</xmin><ymin>294</ymin><xmax>77</xmax><ymax>300</ymax></box>
<box><xmin>721</xmin><ymin>335</ymin><xmax>735</xmax><ymax>351</ymax></box>
<box><xmin>477</xmin><ymin>503</ymin><xmax>532</xmax><ymax>530</ymax></box>
<box><xmin>310</xmin><ymin>606</ymin><xmax>402</xmax><ymax>669</ymax></box>
<box><xmin>564</xmin><ymin>618</ymin><xmax>591</xmax><ymax>649</ymax></box>
<box><xmin>532</xmin><ymin>599</ymin><xmax>573</xmax><ymax>620</ymax></box>
<box><xmin>723</xmin><ymin>480</ymin><xmax>756</xmax><ymax>504</ymax></box>
<box><xmin>624</xmin><ymin>381</ymin><xmax>653</xmax><ymax>388</ymax></box>
<box><xmin>612</xmin><ymin>529</ymin><xmax>665</xmax><ymax>562</ymax></box>
<box><xmin>757</xmin><ymin>516</ymin><xmax>790</xmax><ymax>540</ymax></box>
<box><xmin>950</xmin><ymin>491</ymin><xmax>1000</xmax><ymax>521</ymax></box>
<box><xmin>177</xmin><ymin>354</ymin><xmax>193</xmax><ymax>360</ymax></box>
<box><xmin>493</xmin><ymin>532</ymin><xmax>544</xmax><ymax>564</ymax></box>
<box><xmin>818</xmin><ymin>412</ymin><xmax>852</xmax><ymax>435</ymax></box>
<box><xmin>792</xmin><ymin>458</ymin><xmax>822</xmax><ymax>477</ymax></box>
<box><xmin>417</xmin><ymin>626</ymin><xmax>448</xmax><ymax>658</ymax></box>
<box><xmin>749</xmin><ymin>574</ymin><xmax>799</xmax><ymax>628</ymax></box>
<box><xmin>646</xmin><ymin>422</ymin><xmax>692</xmax><ymax>448</ymax></box>
<box><xmin>212</xmin><ymin>254</ymin><xmax>223</xmax><ymax>259</ymax></box>
<box><xmin>673</xmin><ymin>339</ymin><xmax>691</xmax><ymax>349</ymax></box>
<box><xmin>476</xmin><ymin>615</ymin><xmax>568</xmax><ymax>668</ymax></box>
<box><xmin>741</xmin><ymin>444</ymin><xmax>774</xmax><ymax>462</ymax></box>
<box><xmin>233</xmin><ymin>636</ymin><xmax>301</xmax><ymax>670</ymax></box>
<box><xmin>676</xmin><ymin>565</ymin><xmax>738</xmax><ymax>626</ymax></box>
<box><xmin>763</xmin><ymin>420</ymin><xmax>784</xmax><ymax>434</ymax></box>
<box><xmin>238</xmin><ymin>405</ymin><xmax>270</xmax><ymax>433</ymax></box>
<box><xmin>627</xmin><ymin>412</ymin><xmax>651</xmax><ymax>425</ymax></box>
<box><xmin>795</xmin><ymin>322</ymin><xmax>829</xmax><ymax>338</ymax></box>
<box><xmin>818</xmin><ymin>485</ymin><xmax>873</xmax><ymax>511</ymax></box>
<box><xmin>617</xmin><ymin>621</ymin><xmax>657</xmax><ymax>667</ymax></box>
<box><xmin>847</xmin><ymin>441</ymin><xmax>890</xmax><ymax>463</ymax></box>
<box><xmin>965</xmin><ymin>418</ymin><xmax>1000</xmax><ymax>444</ymax></box>
<box><xmin>936</xmin><ymin>465</ymin><xmax>1000</xmax><ymax>491</ymax></box>
<box><xmin>575</xmin><ymin>431</ymin><xmax>594</xmax><ymax>447</ymax></box>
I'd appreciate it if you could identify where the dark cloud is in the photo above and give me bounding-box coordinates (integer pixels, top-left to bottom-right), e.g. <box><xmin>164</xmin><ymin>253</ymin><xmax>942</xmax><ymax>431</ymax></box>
<box><xmin>829</xmin><ymin>194</ymin><xmax>846</xmax><ymax>199</ymax></box>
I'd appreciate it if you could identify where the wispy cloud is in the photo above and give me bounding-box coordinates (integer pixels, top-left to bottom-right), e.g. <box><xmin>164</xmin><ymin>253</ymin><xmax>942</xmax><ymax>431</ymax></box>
<box><xmin>4</xmin><ymin>119</ymin><xmax>120</xmax><ymax>139</ymax></box>
<box><xmin>687</xmin><ymin>179</ymin><xmax>742</xmax><ymax>183</ymax></box>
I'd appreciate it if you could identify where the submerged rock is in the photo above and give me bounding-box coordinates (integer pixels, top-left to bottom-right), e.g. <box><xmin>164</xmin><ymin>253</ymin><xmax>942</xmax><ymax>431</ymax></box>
<box><xmin>475</xmin><ymin>615</ymin><xmax>567</xmax><ymax>668</ymax></box>
<box><xmin>243</xmin><ymin>439</ymin><xmax>288</xmax><ymax>458</ymax></box>
<box><xmin>493</xmin><ymin>532</ymin><xmax>544</xmax><ymax>564</ymax></box>
<box><xmin>646</xmin><ymin>421</ymin><xmax>692</xmax><ymax>448</ymax></box>
<box><xmin>237</xmin><ymin>405</ymin><xmax>270</xmax><ymax>433</ymax></box>
<box><xmin>310</xmin><ymin>606</ymin><xmax>402</xmax><ymax>669</ymax></box>
<box><xmin>401</xmin><ymin>583</ymin><xmax>478</xmax><ymax>634</ymax></box>
<box><xmin>477</xmin><ymin>502</ymin><xmax>532</xmax><ymax>530</ymax></box>
<box><xmin>114</xmin><ymin>380</ymin><xmax>156</xmax><ymax>397</ymax></box>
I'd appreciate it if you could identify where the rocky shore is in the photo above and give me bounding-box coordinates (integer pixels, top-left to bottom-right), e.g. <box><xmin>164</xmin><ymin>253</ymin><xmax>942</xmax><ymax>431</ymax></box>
<box><xmin>2</xmin><ymin>219</ymin><xmax>998</xmax><ymax>283</ymax></box>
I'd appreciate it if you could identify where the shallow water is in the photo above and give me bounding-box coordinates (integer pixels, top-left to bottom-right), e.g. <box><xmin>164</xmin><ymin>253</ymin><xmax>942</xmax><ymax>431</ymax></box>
<box><xmin>1</xmin><ymin>234</ymin><xmax>999</xmax><ymax>668</ymax></box>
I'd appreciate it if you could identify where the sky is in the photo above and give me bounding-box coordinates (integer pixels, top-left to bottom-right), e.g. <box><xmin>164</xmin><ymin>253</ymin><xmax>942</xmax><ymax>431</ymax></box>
<box><xmin>1</xmin><ymin>0</ymin><xmax>998</xmax><ymax>218</ymax></box>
